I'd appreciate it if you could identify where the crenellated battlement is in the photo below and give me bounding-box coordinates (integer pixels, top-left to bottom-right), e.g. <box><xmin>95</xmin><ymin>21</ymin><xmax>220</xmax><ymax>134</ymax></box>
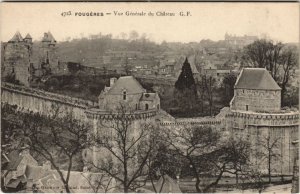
<box><xmin>85</xmin><ymin>108</ymin><xmax>158</xmax><ymax>120</ymax></box>
<box><xmin>160</xmin><ymin>117</ymin><xmax>222</xmax><ymax>126</ymax></box>
<box><xmin>226</xmin><ymin>110</ymin><xmax>299</xmax><ymax>127</ymax></box>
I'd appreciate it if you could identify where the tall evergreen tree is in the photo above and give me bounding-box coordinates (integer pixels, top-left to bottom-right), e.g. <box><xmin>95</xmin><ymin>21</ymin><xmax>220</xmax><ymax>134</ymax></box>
<box><xmin>173</xmin><ymin>57</ymin><xmax>197</xmax><ymax>114</ymax></box>
<box><xmin>175</xmin><ymin>57</ymin><xmax>196</xmax><ymax>91</ymax></box>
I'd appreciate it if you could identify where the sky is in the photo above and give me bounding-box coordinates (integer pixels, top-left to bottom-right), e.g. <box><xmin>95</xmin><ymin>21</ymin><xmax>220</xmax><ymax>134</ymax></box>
<box><xmin>0</xmin><ymin>3</ymin><xmax>299</xmax><ymax>43</ymax></box>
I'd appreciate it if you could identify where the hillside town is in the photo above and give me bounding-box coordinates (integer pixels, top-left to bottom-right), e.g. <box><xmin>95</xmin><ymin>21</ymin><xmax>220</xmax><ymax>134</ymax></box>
<box><xmin>1</xmin><ymin>29</ymin><xmax>299</xmax><ymax>194</ymax></box>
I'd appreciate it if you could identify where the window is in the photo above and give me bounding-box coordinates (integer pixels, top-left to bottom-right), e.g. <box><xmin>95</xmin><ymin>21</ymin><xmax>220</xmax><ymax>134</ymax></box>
<box><xmin>246</xmin><ymin>105</ymin><xmax>248</xmax><ymax>111</ymax></box>
<box><xmin>123</xmin><ymin>91</ymin><xmax>126</xmax><ymax>100</ymax></box>
<box><xmin>145</xmin><ymin>104</ymin><xmax>149</xmax><ymax>110</ymax></box>
<box><xmin>157</xmin><ymin>104</ymin><xmax>160</xmax><ymax>110</ymax></box>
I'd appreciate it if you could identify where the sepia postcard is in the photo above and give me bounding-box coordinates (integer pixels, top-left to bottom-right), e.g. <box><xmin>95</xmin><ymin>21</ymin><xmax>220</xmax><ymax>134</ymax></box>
<box><xmin>0</xmin><ymin>2</ymin><xmax>299</xmax><ymax>193</ymax></box>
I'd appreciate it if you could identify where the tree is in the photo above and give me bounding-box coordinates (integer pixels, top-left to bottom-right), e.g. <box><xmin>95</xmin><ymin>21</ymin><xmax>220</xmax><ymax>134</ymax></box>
<box><xmin>256</xmin><ymin>130</ymin><xmax>281</xmax><ymax>184</ymax></box>
<box><xmin>222</xmin><ymin>73</ymin><xmax>237</xmax><ymax>106</ymax></box>
<box><xmin>202</xmin><ymin>75</ymin><xmax>216</xmax><ymax>116</ymax></box>
<box><xmin>278</xmin><ymin>45</ymin><xmax>299</xmax><ymax>104</ymax></box>
<box><xmin>19</xmin><ymin>106</ymin><xmax>92</xmax><ymax>193</ymax></box>
<box><xmin>120</xmin><ymin>32</ymin><xmax>128</xmax><ymax>40</ymax></box>
<box><xmin>147</xmin><ymin>143</ymin><xmax>184</xmax><ymax>193</ymax></box>
<box><xmin>129</xmin><ymin>30</ymin><xmax>139</xmax><ymax>41</ymax></box>
<box><xmin>163</xmin><ymin>125</ymin><xmax>225</xmax><ymax>192</ymax></box>
<box><xmin>175</xmin><ymin>57</ymin><xmax>196</xmax><ymax>91</ymax></box>
<box><xmin>222</xmin><ymin>136</ymin><xmax>251</xmax><ymax>187</ymax></box>
<box><xmin>123</xmin><ymin>55</ymin><xmax>131</xmax><ymax>76</ymax></box>
<box><xmin>162</xmin><ymin>125</ymin><xmax>252</xmax><ymax>192</ymax></box>
<box><xmin>90</xmin><ymin>104</ymin><xmax>158</xmax><ymax>192</ymax></box>
<box><xmin>81</xmin><ymin>172</ymin><xmax>116</xmax><ymax>193</ymax></box>
<box><xmin>174</xmin><ymin>57</ymin><xmax>197</xmax><ymax>112</ymax></box>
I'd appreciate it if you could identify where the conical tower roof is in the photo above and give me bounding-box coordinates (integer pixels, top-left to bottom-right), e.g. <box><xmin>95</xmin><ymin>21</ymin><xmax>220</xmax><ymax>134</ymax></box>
<box><xmin>42</xmin><ymin>31</ymin><xmax>56</xmax><ymax>43</ymax></box>
<box><xmin>9</xmin><ymin>31</ymin><xmax>23</xmax><ymax>42</ymax></box>
<box><xmin>24</xmin><ymin>33</ymin><xmax>32</xmax><ymax>39</ymax></box>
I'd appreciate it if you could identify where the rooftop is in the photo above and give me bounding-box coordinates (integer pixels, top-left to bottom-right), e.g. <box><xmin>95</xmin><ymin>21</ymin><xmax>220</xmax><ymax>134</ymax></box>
<box><xmin>235</xmin><ymin>68</ymin><xmax>281</xmax><ymax>90</ymax></box>
<box><xmin>9</xmin><ymin>31</ymin><xmax>23</xmax><ymax>42</ymax></box>
<box><xmin>24</xmin><ymin>33</ymin><xmax>32</xmax><ymax>39</ymax></box>
<box><xmin>106</xmin><ymin>76</ymin><xmax>146</xmax><ymax>95</ymax></box>
<box><xmin>42</xmin><ymin>31</ymin><xmax>56</xmax><ymax>43</ymax></box>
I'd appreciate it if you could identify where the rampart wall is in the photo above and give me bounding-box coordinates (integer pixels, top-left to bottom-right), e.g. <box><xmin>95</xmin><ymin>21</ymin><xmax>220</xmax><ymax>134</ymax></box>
<box><xmin>1</xmin><ymin>82</ymin><xmax>94</xmax><ymax>120</ymax></box>
<box><xmin>226</xmin><ymin>110</ymin><xmax>299</xmax><ymax>175</ymax></box>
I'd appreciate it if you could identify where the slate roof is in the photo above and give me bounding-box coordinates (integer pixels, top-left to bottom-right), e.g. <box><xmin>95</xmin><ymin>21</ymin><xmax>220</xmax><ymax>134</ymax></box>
<box><xmin>6</xmin><ymin>175</ymin><xmax>27</xmax><ymax>188</ymax></box>
<box><xmin>106</xmin><ymin>76</ymin><xmax>146</xmax><ymax>95</ymax></box>
<box><xmin>9</xmin><ymin>31</ymin><xmax>23</xmax><ymax>42</ymax></box>
<box><xmin>235</xmin><ymin>68</ymin><xmax>281</xmax><ymax>90</ymax></box>
<box><xmin>6</xmin><ymin>150</ymin><xmax>23</xmax><ymax>171</ymax></box>
<box><xmin>24</xmin><ymin>33</ymin><xmax>32</xmax><ymax>39</ymax></box>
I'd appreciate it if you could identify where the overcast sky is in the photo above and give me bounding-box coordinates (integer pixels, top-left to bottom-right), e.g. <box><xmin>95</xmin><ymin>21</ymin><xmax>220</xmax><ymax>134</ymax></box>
<box><xmin>0</xmin><ymin>3</ymin><xmax>299</xmax><ymax>43</ymax></box>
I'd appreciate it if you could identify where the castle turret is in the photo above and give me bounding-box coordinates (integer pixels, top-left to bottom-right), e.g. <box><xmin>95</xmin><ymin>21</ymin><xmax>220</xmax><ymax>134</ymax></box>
<box><xmin>42</xmin><ymin>31</ymin><xmax>56</xmax><ymax>46</ymax></box>
<box><xmin>230</xmin><ymin>68</ymin><xmax>281</xmax><ymax>112</ymax></box>
<box><xmin>2</xmin><ymin>32</ymin><xmax>31</xmax><ymax>86</ymax></box>
<box><xmin>39</xmin><ymin>31</ymin><xmax>59</xmax><ymax>74</ymax></box>
<box><xmin>24</xmin><ymin>33</ymin><xmax>32</xmax><ymax>44</ymax></box>
<box><xmin>8</xmin><ymin>31</ymin><xmax>23</xmax><ymax>43</ymax></box>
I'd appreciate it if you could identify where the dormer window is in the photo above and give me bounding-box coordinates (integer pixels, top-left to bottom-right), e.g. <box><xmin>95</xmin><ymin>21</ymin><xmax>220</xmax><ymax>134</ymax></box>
<box><xmin>123</xmin><ymin>90</ymin><xmax>127</xmax><ymax>100</ymax></box>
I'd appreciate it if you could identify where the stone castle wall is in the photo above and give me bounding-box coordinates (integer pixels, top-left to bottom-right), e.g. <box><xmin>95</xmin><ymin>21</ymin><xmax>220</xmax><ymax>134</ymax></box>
<box><xmin>231</xmin><ymin>89</ymin><xmax>281</xmax><ymax>112</ymax></box>
<box><xmin>1</xmin><ymin>82</ymin><xmax>95</xmax><ymax>120</ymax></box>
<box><xmin>225</xmin><ymin>110</ymin><xmax>299</xmax><ymax>175</ymax></box>
<box><xmin>1</xmin><ymin>82</ymin><xmax>299</xmax><ymax>175</ymax></box>
<box><xmin>100</xmin><ymin>93</ymin><xmax>145</xmax><ymax>111</ymax></box>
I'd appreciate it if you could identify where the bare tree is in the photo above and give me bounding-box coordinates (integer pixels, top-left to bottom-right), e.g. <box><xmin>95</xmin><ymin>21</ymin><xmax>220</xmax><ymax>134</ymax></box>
<box><xmin>129</xmin><ymin>30</ymin><xmax>139</xmax><ymax>41</ymax></box>
<box><xmin>256</xmin><ymin>131</ymin><xmax>282</xmax><ymax>184</ymax></box>
<box><xmin>162</xmin><ymin>125</ymin><xmax>253</xmax><ymax>192</ymax></box>
<box><xmin>20</xmin><ymin>106</ymin><xmax>92</xmax><ymax>193</ymax></box>
<box><xmin>146</xmin><ymin>142</ymin><xmax>183</xmax><ymax>193</ymax></box>
<box><xmin>222</xmin><ymin>73</ymin><xmax>237</xmax><ymax>105</ymax></box>
<box><xmin>222</xmin><ymin>136</ymin><xmax>252</xmax><ymax>187</ymax></box>
<box><xmin>90</xmin><ymin>104</ymin><xmax>158</xmax><ymax>192</ymax></box>
<box><xmin>81</xmin><ymin>172</ymin><xmax>116</xmax><ymax>193</ymax></box>
<box><xmin>163</xmin><ymin>125</ymin><xmax>225</xmax><ymax>192</ymax></box>
<box><xmin>202</xmin><ymin>75</ymin><xmax>216</xmax><ymax>116</ymax></box>
<box><xmin>279</xmin><ymin>45</ymin><xmax>298</xmax><ymax>104</ymax></box>
<box><xmin>243</xmin><ymin>40</ymin><xmax>298</xmax><ymax>102</ymax></box>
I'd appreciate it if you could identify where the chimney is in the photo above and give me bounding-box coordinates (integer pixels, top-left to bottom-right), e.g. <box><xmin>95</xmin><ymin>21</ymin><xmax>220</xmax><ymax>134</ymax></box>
<box><xmin>110</xmin><ymin>77</ymin><xmax>117</xmax><ymax>87</ymax></box>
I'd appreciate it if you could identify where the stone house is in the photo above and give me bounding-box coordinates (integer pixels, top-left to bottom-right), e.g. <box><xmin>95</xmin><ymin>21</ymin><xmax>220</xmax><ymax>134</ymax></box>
<box><xmin>98</xmin><ymin>76</ymin><xmax>160</xmax><ymax>111</ymax></box>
